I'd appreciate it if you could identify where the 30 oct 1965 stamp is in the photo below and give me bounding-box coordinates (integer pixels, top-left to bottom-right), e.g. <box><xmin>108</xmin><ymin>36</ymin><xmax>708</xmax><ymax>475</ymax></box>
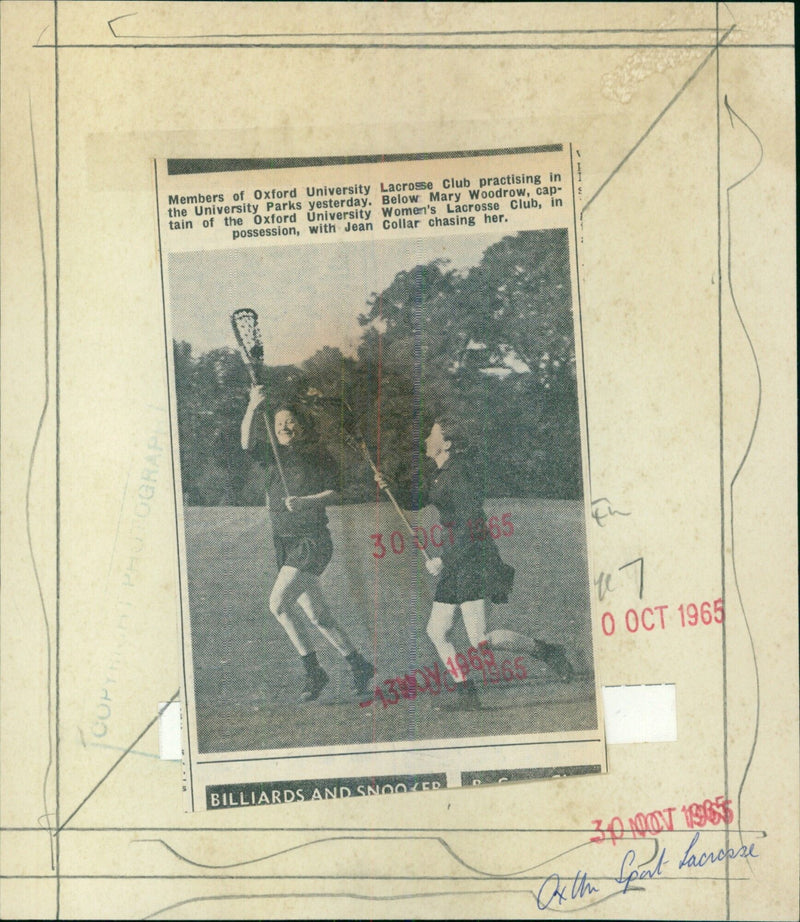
<box><xmin>155</xmin><ymin>144</ymin><xmax>606</xmax><ymax>811</ymax></box>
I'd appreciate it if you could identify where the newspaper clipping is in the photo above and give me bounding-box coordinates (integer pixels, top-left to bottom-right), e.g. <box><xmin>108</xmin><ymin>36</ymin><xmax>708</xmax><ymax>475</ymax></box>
<box><xmin>155</xmin><ymin>145</ymin><xmax>606</xmax><ymax>811</ymax></box>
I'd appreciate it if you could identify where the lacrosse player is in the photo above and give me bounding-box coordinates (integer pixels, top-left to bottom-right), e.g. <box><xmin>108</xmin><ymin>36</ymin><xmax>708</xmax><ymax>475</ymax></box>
<box><xmin>242</xmin><ymin>385</ymin><xmax>374</xmax><ymax>702</ymax></box>
<box><xmin>378</xmin><ymin>416</ymin><xmax>573</xmax><ymax>711</ymax></box>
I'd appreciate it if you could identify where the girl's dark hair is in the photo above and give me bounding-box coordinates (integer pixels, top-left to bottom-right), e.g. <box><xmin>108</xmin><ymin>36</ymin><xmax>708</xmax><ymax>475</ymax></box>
<box><xmin>272</xmin><ymin>403</ymin><xmax>317</xmax><ymax>444</ymax></box>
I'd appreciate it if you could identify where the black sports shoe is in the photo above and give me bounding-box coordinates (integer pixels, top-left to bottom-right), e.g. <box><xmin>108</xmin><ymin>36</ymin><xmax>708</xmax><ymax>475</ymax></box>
<box><xmin>540</xmin><ymin>643</ymin><xmax>574</xmax><ymax>683</ymax></box>
<box><xmin>300</xmin><ymin>665</ymin><xmax>329</xmax><ymax>702</ymax></box>
<box><xmin>437</xmin><ymin>680</ymin><xmax>482</xmax><ymax>711</ymax></box>
<box><xmin>349</xmin><ymin>654</ymin><xmax>376</xmax><ymax>697</ymax></box>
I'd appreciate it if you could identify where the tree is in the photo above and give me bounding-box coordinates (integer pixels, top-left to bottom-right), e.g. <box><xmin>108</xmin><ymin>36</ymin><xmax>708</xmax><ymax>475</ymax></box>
<box><xmin>172</xmin><ymin>229</ymin><xmax>584</xmax><ymax>505</ymax></box>
<box><xmin>173</xmin><ymin>342</ymin><xmax>267</xmax><ymax>505</ymax></box>
<box><xmin>355</xmin><ymin>231</ymin><xmax>582</xmax><ymax>498</ymax></box>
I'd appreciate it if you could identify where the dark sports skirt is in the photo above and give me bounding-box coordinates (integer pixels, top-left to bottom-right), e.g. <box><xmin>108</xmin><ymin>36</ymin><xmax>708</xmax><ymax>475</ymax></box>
<box><xmin>273</xmin><ymin>528</ymin><xmax>334</xmax><ymax>576</ymax></box>
<box><xmin>434</xmin><ymin>544</ymin><xmax>515</xmax><ymax>605</ymax></box>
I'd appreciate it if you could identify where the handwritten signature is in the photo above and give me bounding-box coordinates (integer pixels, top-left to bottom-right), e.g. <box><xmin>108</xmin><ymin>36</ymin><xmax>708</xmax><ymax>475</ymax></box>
<box><xmin>535</xmin><ymin>836</ymin><xmax>759</xmax><ymax>911</ymax></box>
<box><xmin>536</xmin><ymin>869</ymin><xmax>599</xmax><ymax>910</ymax></box>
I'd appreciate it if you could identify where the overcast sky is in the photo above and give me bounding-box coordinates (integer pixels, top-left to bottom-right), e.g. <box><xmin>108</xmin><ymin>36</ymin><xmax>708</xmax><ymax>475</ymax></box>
<box><xmin>167</xmin><ymin>233</ymin><xmax>504</xmax><ymax>365</ymax></box>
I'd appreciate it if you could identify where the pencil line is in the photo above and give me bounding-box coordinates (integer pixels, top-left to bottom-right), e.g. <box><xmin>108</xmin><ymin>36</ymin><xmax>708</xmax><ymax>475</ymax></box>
<box><xmin>136</xmin><ymin>885</ymin><xmax>643</xmax><ymax>920</ymax></box>
<box><xmin>0</xmin><ymin>3</ymin><xmax>3</xmax><ymax>884</ymax></box>
<box><xmin>26</xmin><ymin>93</ymin><xmax>56</xmax><ymax>873</ymax></box>
<box><xmin>715</xmin><ymin>6</ymin><xmax>729</xmax><ymax>920</ymax></box>
<box><xmin>31</xmin><ymin>40</ymin><xmax>791</xmax><ymax>50</ymax></box>
<box><xmin>56</xmin><ymin>690</ymin><xmax>179</xmax><ymax>833</ymax></box>
<box><xmin>53</xmin><ymin>1</ymin><xmax>61</xmax><ymax>915</ymax></box>
<box><xmin>722</xmin><ymin>94</ymin><xmax>763</xmax><ymax>878</ymax></box>
<box><xmin>0</xmin><ymin>873</ymin><xmax>754</xmax><ymax>881</ymax></box>
<box><xmin>584</xmin><ymin>24</ymin><xmax>736</xmax><ymax>213</ymax></box>
<box><xmin>0</xmin><ymin>825</ymin><xmax>768</xmax><ymax>834</ymax></box>
<box><xmin>107</xmin><ymin>24</ymin><xmax>727</xmax><ymax>39</ymax></box>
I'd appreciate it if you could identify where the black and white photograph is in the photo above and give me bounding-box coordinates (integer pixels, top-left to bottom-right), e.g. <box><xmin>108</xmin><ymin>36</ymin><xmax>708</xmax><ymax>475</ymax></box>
<box><xmin>157</xmin><ymin>147</ymin><xmax>606</xmax><ymax>810</ymax></box>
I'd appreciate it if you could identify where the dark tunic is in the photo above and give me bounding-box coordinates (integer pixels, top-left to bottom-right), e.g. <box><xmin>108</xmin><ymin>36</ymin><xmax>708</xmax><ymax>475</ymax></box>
<box><xmin>266</xmin><ymin>444</ymin><xmax>338</xmax><ymax>575</ymax></box>
<box><xmin>414</xmin><ymin>455</ymin><xmax>514</xmax><ymax>605</ymax></box>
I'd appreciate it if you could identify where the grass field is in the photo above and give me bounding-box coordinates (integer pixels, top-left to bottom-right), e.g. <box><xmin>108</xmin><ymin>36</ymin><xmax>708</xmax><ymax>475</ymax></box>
<box><xmin>184</xmin><ymin>498</ymin><xmax>598</xmax><ymax>754</ymax></box>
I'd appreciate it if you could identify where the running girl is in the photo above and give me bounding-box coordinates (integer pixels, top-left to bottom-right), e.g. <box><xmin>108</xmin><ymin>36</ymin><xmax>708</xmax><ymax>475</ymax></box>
<box><xmin>379</xmin><ymin>416</ymin><xmax>573</xmax><ymax>710</ymax></box>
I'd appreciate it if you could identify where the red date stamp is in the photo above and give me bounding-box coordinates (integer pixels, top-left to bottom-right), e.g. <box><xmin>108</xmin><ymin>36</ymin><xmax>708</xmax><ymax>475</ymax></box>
<box><xmin>600</xmin><ymin>599</ymin><xmax>724</xmax><ymax>637</ymax></box>
<box><xmin>590</xmin><ymin>795</ymin><xmax>734</xmax><ymax>845</ymax></box>
<box><xmin>465</xmin><ymin>513</ymin><xmax>514</xmax><ymax>542</ymax></box>
<box><xmin>370</xmin><ymin>513</ymin><xmax>514</xmax><ymax>559</ymax></box>
<box><xmin>359</xmin><ymin>642</ymin><xmax>527</xmax><ymax>707</ymax></box>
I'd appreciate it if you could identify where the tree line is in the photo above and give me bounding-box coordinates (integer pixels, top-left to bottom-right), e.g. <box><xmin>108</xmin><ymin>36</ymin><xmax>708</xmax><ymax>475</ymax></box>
<box><xmin>174</xmin><ymin>229</ymin><xmax>584</xmax><ymax>506</ymax></box>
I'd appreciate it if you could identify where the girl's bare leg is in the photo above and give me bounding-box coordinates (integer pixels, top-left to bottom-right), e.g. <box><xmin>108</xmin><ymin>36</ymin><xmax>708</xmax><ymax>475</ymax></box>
<box><xmin>294</xmin><ymin>576</ymin><xmax>355</xmax><ymax>656</ymax></box>
<box><xmin>427</xmin><ymin>602</ymin><xmax>465</xmax><ymax>681</ymax></box>
<box><xmin>268</xmin><ymin>565</ymin><xmax>312</xmax><ymax>655</ymax></box>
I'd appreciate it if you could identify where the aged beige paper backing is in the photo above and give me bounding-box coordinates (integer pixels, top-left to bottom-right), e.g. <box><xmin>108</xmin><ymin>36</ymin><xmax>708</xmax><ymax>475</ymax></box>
<box><xmin>0</xmin><ymin>2</ymin><xmax>796</xmax><ymax>918</ymax></box>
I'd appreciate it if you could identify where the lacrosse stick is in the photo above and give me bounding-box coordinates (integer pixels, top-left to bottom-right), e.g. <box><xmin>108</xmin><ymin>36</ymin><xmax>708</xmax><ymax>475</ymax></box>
<box><xmin>302</xmin><ymin>389</ymin><xmax>432</xmax><ymax>561</ymax></box>
<box><xmin>230</xmin><ymin>308</ymin><xmax>290</xmax><ymax>496</ymax></box>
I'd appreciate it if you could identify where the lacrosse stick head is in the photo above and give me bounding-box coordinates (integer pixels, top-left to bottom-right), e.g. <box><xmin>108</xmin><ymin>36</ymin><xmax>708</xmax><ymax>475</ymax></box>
<box><xmin>231</xmin><ymin>308</ymin><xmax>265</xmax><ymax>366</ymax></box>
